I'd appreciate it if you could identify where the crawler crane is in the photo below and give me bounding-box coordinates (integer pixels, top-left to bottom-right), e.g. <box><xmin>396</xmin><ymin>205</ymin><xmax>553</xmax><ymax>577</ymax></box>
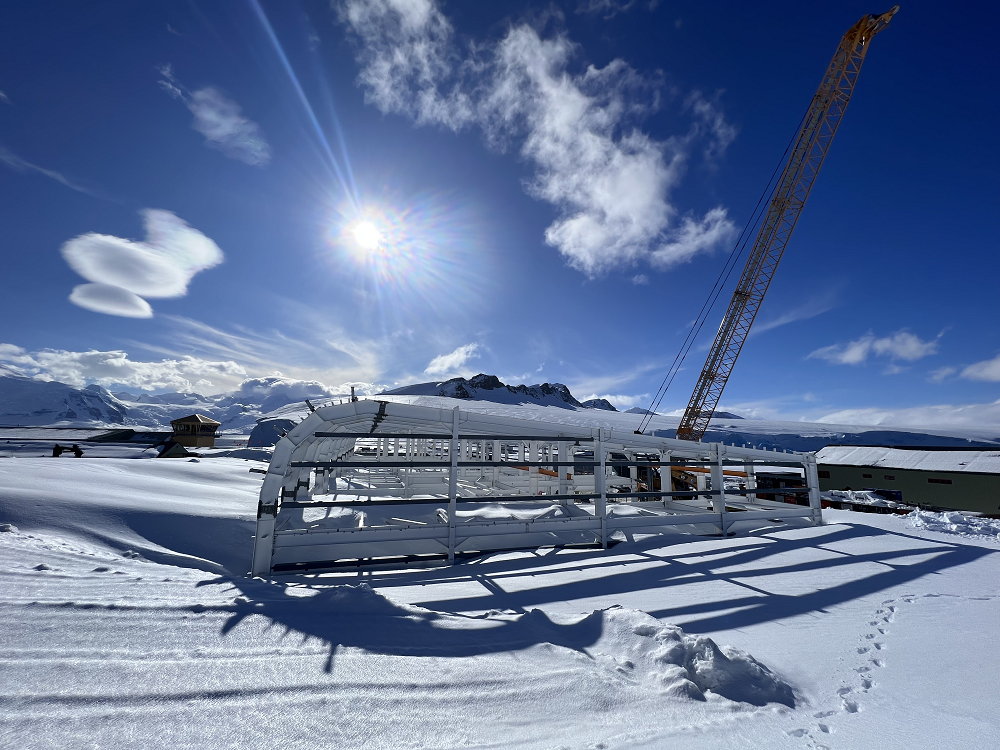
<box><xmin>643</xmin><ymin>8</ymin><xmax>899</xmax><ymax>441</ymax></box>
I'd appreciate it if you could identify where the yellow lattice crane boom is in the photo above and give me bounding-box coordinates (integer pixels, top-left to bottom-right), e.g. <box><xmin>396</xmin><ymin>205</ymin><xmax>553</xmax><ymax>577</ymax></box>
<box><xmin>675</xmin><ymin>7</ymin><xmax>899</xmax><ymax>442</ymax></box>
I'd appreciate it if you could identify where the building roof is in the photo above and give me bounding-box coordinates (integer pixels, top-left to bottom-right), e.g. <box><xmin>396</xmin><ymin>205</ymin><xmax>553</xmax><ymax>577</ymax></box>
<box><xmin>169</xmin><ymin>414</ymin><xmax>221</xmax><ymax>426</ymax></box>
<box><xmin>0</xmin><ymin>427</ymin><xmax>119</xmax><ymax>441</ymax></box>
<box><xmin>816</xmin><ymin>446</ymin><xmax>1000</xmax><ymax>475</ymax></box>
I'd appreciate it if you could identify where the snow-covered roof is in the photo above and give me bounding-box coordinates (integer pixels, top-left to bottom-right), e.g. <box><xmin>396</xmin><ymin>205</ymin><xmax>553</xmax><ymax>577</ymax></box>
<box><xmin>170</xmin><ymin>413</ymin><xmax>221</xmax><ymax>425</ymax></box>
<box><xmin>816</xmin><ymin>446</ymin><xmax>1000</xmax><ymax>475</ymax></box>
<box><xmin>0</xmin><ymin>427</ymin><xmax>118</xmax><ymax>441</ymax></box>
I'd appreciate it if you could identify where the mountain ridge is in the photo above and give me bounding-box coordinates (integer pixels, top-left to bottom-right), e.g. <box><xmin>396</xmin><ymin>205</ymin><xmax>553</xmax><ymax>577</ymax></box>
<box><xmin>381</xmin><ymin>373</ymin><xmax>602</xmax><ymax>410</ymax></box>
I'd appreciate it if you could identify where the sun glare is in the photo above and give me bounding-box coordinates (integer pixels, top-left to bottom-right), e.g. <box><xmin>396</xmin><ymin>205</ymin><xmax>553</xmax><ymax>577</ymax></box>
<box><xmin>353</xmin><ymin>221</ymin><xmax>382</xmax><ymax>250</ymax></box>
<box><xmin>325</xmin><ymin>194</ymin><xmax>489</xmax><ymax>318</ymax></box>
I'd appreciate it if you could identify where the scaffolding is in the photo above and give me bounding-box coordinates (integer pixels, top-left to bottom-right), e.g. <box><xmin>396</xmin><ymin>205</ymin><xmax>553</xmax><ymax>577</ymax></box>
<box><xmin>250</xmin><ymin>400</ymin><xmax>823</xmax><ymax>576</ymax></box>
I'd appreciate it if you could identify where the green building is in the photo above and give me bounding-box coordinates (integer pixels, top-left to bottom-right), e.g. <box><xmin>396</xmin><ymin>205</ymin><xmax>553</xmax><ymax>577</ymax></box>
<box><xmin>816</xmin><ymin>446</ymin><xmax>1000</xmax><ymax>515</ymax></box>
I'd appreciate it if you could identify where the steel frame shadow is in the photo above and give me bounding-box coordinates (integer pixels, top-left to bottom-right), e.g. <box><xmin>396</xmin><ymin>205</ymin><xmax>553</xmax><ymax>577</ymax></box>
<box><xmin>200</xmin><ymin>520</ymin><xmax>993</xmax><ymax>665</ymax></box>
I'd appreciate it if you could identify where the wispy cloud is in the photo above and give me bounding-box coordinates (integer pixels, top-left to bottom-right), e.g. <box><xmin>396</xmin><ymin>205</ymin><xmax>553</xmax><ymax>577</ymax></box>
<box><xmin>158</xmin><ymin>65</ymin><xmax>271</xmax><ymax>166</ymax></box>
<box><xmin>565</xmin><ymin>360</ymin><xmax>662</xmax><ymax>403</ymax></box>
<box><xmin>424</xmin><ymin>343</ymin><xmax>480</xmax><ymax>378</ymax></box>
<box><xmin>576</xmin><ymin>1</ymin><xmax>636</xmax><ymax>19</ymax></box>
<box><xmin>962</xmin><ymin>352</ymin><xmax>1000</xmax><ymax>382</ymax></box>
<box><xmin>808</xmin><ymin>330</ymin><xmax>941</xmax><ymax>368</ymax></box>
<box><xmin>0</xmin><ymin>146</ymin><xmax>107</xmax><ymax>198</ymax></box>
<box><xmin>631</xmin><ymin>274</ymin><xmax>649</xmax><ymax>285</ymax></box>
<box><xmin>338</xmin><ymin>0</ymin><xmax>735</xmax><ymax>276</ymax></box>
<box><xmin>61</xmin><ymin>210</ymin><xmax>224</xmax><ymax>317</ymax></box>
<box><xmin>750</xmin><ymin>288</ymin><xmax>838</xmax><ymax>336</ymax></box>
<box><xmin>685</xmin><ymin>91</ymin><xmax>737</xmax><ymax>161</ymax></box>
<box><xmin>0</xmin><ymin>90</ymin><xmax>11</xmax><ymax>105</ymax></box>
<box><xmin>150</xmin><ymin>314</ymin><xmax>389</xmax><ymax>389</ymax></box>
<box><xmin>929</xmin><ymin>366</ymin><xmax>956</xmax><ymax>382</ymax></box>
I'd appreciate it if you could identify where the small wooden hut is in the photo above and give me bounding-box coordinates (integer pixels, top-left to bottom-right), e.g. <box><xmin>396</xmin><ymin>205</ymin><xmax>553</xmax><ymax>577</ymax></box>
<box><xmin>169</xmin><ymin>414</ymin><xmax>221</xmax><ymax>448</ymax></box>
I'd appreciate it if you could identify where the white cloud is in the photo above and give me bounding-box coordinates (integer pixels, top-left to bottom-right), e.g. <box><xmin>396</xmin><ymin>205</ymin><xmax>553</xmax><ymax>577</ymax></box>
<box><xmin>929</xmin><ymin>366</ymin><xmax>957</xmax><ymax>382</ymax></box>
<box><xmin>233</xmin><ymin>376</ymin><xmax>385</xmax><ymax>407</ymax></box>
<box><xmin>649</xmin><ymin>207</ymin><xmax>734</xmax><ymax>269</ymax></box>
<box><xmin>962</xmin><ymin>352</ymin><xmax>1000</xmax><ymax>382</ymax></box>
<box><xmin>424</xmin><ymin>342</ymin><xmax>480</xmax><ymax>377</ymax></box>
<box><xmin>809</xmin><ymin>330</ymin><xmax>940</xmax><ymax>367</ymax></box>
<box><xmin>61</xmin><ymin>209</ymin><xmax>223</xmax><ymax>317</ymax></box>
<box><xmin>159</xmin><ymin>66</ymin><xmax>271</xmax><ymax>166</ymax></box>
<box><xmin>871</xmin><ymin>331</ymin><xmax>939</xmax><ymax>360</ymax></box>
<box><xmin>0</xmin><ymin>90</ymin><xmax>11</xmax><ymax>105</ymax></box>
<box><xmin>817</xmin><ymin>400</ymin><xmax>1000</xmax><ymax>430</ymax></box>
<box><xmin>69</xmin><ymin>284</ymin><xmax>153</xmax><ymax>319</ymax></box>
<box><xmin>340</xmin><ymin>0</ymin><xmax>474</xmax><ymax>131</ymax></box>
<box><xmin>338</xmin><ymin>0</ymin><xmax>734</xmax><ymax>276</ymax></box>
<box><xmin>0</xmin><ymin>343</ymin><xmax>247</xmax><ymax>393</ymax></box>
<box><xmin>631</xmin><ymin>274</ymin><xmax>648</xmax><ymax>285</ymax></box>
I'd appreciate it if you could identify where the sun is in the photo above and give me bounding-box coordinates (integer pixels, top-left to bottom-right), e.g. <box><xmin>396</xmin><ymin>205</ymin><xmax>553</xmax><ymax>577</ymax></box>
<box><xmin>353</xmin><ymin>221</ymin><xmax>382</xmax><ymax>250</ymax></box>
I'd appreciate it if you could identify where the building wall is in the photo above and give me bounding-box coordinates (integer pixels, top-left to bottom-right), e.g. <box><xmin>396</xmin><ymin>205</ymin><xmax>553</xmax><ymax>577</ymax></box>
<box><xmin>818</xmin><ymin>464</ymin><xmax>1000</xmax><ymax>514</ymax></box>
<box><xmin>173</xmin><ymin>434</ymin><xmax>216</xmax><ymax>448</ymax></box>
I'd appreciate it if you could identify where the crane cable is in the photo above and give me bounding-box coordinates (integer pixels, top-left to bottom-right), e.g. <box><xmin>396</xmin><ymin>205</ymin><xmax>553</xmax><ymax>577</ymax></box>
<box><xmin>635</xmin><ymin>108</ymin><xmax>809</xmax><ymax>435</ymax></box>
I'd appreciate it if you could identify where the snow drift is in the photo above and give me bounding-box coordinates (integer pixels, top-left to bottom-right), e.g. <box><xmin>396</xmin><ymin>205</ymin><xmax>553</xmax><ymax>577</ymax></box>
<box><xmin>907</xmin><ymin>510</ymin><xmax>1000</xmax><ymax>540</ymax></box>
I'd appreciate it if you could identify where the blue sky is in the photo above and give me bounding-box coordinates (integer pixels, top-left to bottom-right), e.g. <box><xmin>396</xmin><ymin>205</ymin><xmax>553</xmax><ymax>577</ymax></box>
<box><xmin>1</xmin><ymin>0</ymin><xmax>998</xmax><ymax>428</ymax></box>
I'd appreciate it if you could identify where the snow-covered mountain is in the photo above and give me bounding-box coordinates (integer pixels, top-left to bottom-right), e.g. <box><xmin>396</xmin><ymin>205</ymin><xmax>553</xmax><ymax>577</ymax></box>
<box><xmin>0</xmin><ymin>374</ymin><xmax>353</xmax><ymax>432</ymax></box>
<box><xmin>580</xmin><ymin>398</ymin><xmax>617</xmax><ymax>411</ymax></box>
<box><xmin>381</xmin><ymin>374</ymin><xmax>590</xmax><ymax>409</ymax></box>
<box><xmin>0</xmin><ymin>375</ymin><xmax>128</xmax><ymax>426</ymax></box>
<box><xmin>624</xmin><ymin>407</ymin><xmax>657</xmax><ymax>415</ymax></box>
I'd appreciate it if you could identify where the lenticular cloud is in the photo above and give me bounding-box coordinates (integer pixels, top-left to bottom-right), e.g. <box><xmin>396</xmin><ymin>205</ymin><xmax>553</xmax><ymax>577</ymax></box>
<box><xmin>61</xmin><ymin>209</ymin><xmax>223</xmax><ymax>317</ymax></box>
<box><xmin>68</xmin><ymin>283</ymin><xmax>154</xmax><ymax>319</ymax></box>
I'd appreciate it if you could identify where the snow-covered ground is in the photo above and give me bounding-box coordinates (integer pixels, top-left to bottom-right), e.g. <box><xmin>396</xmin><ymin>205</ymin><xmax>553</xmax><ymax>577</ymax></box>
<box><xmin>1</xmin><ymin>455</ymin><xmax>998</xmax><ymax>748</ymax></box>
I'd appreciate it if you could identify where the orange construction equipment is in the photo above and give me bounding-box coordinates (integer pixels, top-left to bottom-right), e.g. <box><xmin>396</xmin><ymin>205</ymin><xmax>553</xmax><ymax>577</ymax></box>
<box><xmin>673</xmin><ymin>8</ymin><xmax>898</xmax><ymax>441</ymax></box>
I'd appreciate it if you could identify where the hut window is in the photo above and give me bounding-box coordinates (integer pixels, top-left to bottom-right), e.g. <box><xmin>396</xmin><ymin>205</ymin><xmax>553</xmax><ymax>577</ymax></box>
<box><xmin>818</xmin><ymin>470</ymin><xmax>830</xmax><ymax>479</ymax></box>
<box><xmin>862</xmin><ymin>473</ymin><xmax>872</xmax><ymax>478</ymax></box>
<box><xmin>928</xmin><ymin>478</ymin><xmax>953</xmax><ymax>485</ymax></box>
<box><xmin>883</xmin><ymin>475</ymin><xmax>895</xmax><ymax>480</ymax></box>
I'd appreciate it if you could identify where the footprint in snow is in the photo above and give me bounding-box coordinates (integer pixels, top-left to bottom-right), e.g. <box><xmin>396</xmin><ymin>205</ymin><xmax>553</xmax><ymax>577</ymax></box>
<box><xmin>843</xmin><ymin>596</ymin><xmax>910</xmax><ymax>715</ymax></box>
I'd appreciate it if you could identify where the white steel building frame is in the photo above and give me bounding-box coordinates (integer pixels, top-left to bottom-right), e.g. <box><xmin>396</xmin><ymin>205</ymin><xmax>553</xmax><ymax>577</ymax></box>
<box><xmin>250</xmin><ymin>400</ymin><xmax>823</xmax><ymax>576</ymax></box>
